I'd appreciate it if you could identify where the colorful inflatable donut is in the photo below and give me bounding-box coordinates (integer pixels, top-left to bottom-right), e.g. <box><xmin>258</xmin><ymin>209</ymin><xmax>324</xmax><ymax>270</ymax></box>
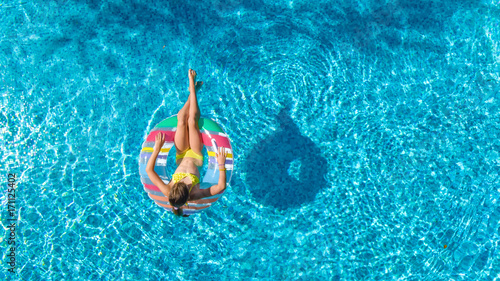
<box><xmin>139</xmin><ymin>115</ymin><xmax>234</xmax><ymax>215</ymax></box>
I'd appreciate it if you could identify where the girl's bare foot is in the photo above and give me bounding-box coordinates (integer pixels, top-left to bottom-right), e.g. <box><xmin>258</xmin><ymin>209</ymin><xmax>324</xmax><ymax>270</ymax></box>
<box><xmin>188</xmin><ymin>69</ymin><xmax>197</xmax><ymax>82</ymax></box>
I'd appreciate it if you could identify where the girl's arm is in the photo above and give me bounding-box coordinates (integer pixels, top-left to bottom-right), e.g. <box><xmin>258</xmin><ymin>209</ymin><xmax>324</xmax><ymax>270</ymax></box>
<box><xmin>191</xmin><ymin>146</ymin><xmax>227</xmax><ymax>199</ymax></box>
<box><xmin>145</xmin><ymin>133</ymin><xmax>171</xmax><ymax>196</ymax></box>
<box><xmin>209</xmin><ymin>146</ymin><xmax>228</xmax><ymax>195</ymax></box>
<box><xmin>209</xmin><ymin>163</ymin><xmax>227</xmax><ymax>195</ymax></box>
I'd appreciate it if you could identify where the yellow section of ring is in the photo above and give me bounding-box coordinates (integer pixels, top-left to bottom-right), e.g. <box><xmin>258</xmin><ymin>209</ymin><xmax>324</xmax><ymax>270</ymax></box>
<box><xmin>141</xmin><ymin>147</ymin><xmax>170</xmax><ymax>153</ymax></box>
<box><xmin>207</xmin><ymin>151</ymin><xmax>233</xmax><ymax>158</ymax></box>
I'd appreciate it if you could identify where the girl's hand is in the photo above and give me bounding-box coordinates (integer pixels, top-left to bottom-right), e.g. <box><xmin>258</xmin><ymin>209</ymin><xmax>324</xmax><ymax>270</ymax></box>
<box><xmin>216</xmin><ymin>146</ymin><xmax>227</xmax><ymax>165</ymax></box>
<box><xmin>154</xmin><ymin>132</ymin><xmax>165</xmax><ymax>152</ymax></box>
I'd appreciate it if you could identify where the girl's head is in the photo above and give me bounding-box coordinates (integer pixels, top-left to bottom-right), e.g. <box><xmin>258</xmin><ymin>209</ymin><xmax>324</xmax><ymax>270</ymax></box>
<box><xmin>169</xmin><ymin>182</ymin><xmax>190</xmax><ymax>216</ymax></box>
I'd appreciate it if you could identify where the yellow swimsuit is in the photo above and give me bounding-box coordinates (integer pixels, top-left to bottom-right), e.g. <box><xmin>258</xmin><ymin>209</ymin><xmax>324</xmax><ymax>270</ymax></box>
<box><xmin>176</xmin><ymin>149</ymin><xmax>203</xmax><ymax>161</ymax></box>
<box><xmin>173</xmin><ymin>149</ymin><xmax>202</xmax><ymax>193</ymax></box>
<box><xmin>172</xmin><ymin>172</ymin><xmax>200</xmax><ymax>187</ymax></box>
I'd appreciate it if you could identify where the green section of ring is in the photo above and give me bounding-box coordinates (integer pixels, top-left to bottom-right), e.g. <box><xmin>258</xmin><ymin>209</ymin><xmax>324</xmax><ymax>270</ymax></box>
<box><xmin>155</xmin><ymin>115</ymin><xmax>225</xmax><ymax>133</ymax></box>
<box><xmin>154</xmin><ymin>116</ymin><xmax>179</xmax><ymax>128</ymax></box>
<box><xmin>199</xmin><ymin>118</ymin><xmax>224</xmax><ymax>133</ymax></box>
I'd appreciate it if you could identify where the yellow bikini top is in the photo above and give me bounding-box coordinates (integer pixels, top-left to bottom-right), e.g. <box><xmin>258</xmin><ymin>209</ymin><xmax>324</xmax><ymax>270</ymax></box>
<box><xmin>172</xmin><ymin>172</ymin><xmax>200</xmax><ymax>187</ymax></box>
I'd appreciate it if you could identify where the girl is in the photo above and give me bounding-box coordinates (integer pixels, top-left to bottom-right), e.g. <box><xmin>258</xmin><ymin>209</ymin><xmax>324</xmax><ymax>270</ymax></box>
<box><xmin>146</xmin><ymin>69</ymin><xmax>228</xmax><ymax>216</ymax></box>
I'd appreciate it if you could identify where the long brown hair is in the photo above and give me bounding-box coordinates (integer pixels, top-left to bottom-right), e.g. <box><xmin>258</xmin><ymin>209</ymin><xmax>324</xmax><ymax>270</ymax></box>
<box><xmin>169</xmin><ymin>182</ymin><xmax>190</xmax><ymax>216</ymax></box>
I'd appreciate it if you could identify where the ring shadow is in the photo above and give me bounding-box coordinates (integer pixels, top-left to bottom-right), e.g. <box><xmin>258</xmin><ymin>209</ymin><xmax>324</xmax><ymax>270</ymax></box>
<box><xmin>243</xmin><ymin>109</ymin><xmax>328</xmax><ymax>210</ymax></box>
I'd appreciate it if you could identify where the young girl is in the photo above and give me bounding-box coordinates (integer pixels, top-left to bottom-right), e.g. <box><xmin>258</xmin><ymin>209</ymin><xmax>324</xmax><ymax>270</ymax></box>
<box><xmin>146</xmin><ymin>69</ymin><xmax>228</xmax><ymax>216</ymax></box>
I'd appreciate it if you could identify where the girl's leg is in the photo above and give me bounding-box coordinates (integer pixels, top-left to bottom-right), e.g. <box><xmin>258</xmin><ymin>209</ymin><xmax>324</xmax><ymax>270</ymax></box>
<box><xmin>187</xmin><ymin>74</ymin><xmax>203</xmax><ymax>155</ymax></box>
<box><xmin>174</xmin><ymin>98</ymin><xmax>190</xmax><ymax>154</ymax></box>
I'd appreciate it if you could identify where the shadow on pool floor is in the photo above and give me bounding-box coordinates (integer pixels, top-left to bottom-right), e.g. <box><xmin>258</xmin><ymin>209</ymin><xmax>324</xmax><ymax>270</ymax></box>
<box><xmin>243</xmin><ymin>108</ymin><xmax>328</xmax><ymax>210</ymax></box>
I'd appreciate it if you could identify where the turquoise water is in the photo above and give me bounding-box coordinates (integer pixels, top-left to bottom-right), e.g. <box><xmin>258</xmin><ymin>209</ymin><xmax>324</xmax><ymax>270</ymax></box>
<box><xmin>1</xmin><ymin>0</ymin><xmax>500</xmax><ymax>279</ymax></box>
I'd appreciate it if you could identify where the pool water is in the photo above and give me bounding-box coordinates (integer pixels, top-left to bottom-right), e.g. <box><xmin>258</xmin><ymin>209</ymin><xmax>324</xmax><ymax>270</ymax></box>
<box><xmin>1</xmin><ymin>0</ymin><xmax>500</xmax><ymax>280</ymax></box>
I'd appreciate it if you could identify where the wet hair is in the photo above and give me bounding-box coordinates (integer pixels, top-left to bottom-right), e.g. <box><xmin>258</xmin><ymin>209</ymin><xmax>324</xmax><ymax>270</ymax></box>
<box><xmin>169</xmin><ymin>182</ymin><xmax>190</xmax><ymax>216</ymax></box>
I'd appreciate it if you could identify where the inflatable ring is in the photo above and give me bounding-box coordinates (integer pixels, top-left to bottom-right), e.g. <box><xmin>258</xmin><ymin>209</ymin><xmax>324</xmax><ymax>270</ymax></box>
<box><xmin>139</xmin><ymin>115</ymin><xmax>234</xmax><ymax>216</ymax></box>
